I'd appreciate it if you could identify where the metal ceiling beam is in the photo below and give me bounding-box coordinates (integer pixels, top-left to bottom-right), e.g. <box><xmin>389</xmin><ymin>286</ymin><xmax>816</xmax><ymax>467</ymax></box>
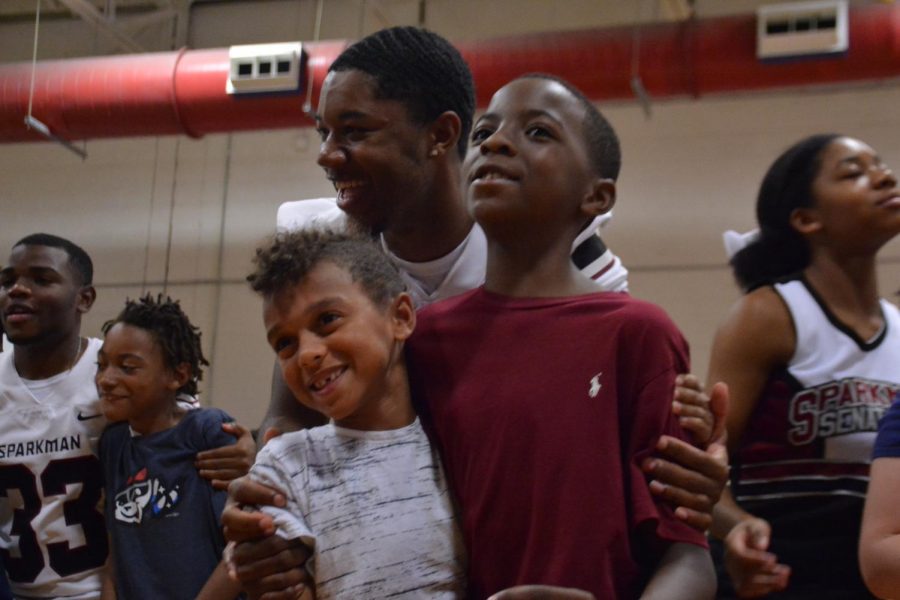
<box><xmin>120</xmin><ymin>7</ymin><xmax>176</xmax><ymax>32</ymax></box>
<box><xmin>56</xmin><ymin>0</ymin><xmax>146</xmax><ymax>52</ymax></box>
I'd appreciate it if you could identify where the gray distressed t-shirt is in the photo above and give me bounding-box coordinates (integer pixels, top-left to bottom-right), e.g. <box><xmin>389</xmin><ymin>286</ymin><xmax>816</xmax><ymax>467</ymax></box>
<box><xmin>251</xmin><ymin>419</ymin><xmax>465</xmax><ymax>599</ymax></box>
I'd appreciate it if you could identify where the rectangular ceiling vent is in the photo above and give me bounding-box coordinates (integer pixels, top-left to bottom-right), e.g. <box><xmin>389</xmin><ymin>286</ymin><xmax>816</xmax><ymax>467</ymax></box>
<box><xmin>227</xmin><ymin>42</ymin><xmax>304</xmax><ymax>95</ymax></box>
<box><xmin>757</xmin><ymin>0</ymin><xmax>848</xmax><ymax>60</ymax></box>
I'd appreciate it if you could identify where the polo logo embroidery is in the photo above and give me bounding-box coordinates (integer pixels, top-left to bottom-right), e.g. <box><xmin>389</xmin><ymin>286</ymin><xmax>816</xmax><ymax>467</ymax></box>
<box><xmin>589</xmin><ymin>373</ymin><xmax>603</xmax><ymax>398</ymax></box>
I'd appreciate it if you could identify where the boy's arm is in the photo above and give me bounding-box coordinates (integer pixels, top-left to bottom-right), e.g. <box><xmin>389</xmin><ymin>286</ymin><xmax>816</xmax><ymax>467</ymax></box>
<box><xmin>621</xmin><ymin>315</ymin><xmax>714</xmax><ymax>598</ymax></box>
<box><xmin>639</xmin><ymin>543</ymin><xmax>715</xmax><ymax>600</ymax></box>
<box><xmin>226</xmin><ymin>439</ymin><xmax>316</xmax><ymax>598</ymax></box>
<box><xmin>196</xmin><ymin>560</ymin><xmax>243</xmax><ymax>600</ymax></box>
<box><xmin>222</xmin><ymin>477</ymin><xmax>311</xmax><ymax>597</ymax></box>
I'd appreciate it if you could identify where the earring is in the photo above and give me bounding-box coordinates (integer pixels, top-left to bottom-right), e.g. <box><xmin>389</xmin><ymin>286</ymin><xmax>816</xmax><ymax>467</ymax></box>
<box><xmin>429</xmin><ymin>148</ymin><xmax>440</xmax><ymax>157</ymax></box>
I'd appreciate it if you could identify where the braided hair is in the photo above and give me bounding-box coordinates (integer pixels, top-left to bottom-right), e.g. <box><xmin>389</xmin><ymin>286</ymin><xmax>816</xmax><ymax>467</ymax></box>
<box><xmin>731</xmin><ymin>134</ymin><xmax>842</xmax><ymax>291</ymax></box>
<box><xmin>102</xmin><ymin>293</ymin><xmax>209</xmax><ymax>396</ymax></box>
<box><xmin>248</xmin><ymin>229</ymin><xmax>405</xmax><ymax>309</ymax></box>
<box><xmin>330</xmin><ymin>26</ymin><xmax>476</xmax><ymax>158</ymax></box>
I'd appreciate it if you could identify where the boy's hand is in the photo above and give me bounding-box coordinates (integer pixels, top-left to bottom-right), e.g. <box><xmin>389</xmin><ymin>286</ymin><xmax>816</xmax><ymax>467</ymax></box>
<box><xmin>488</xmin><ymin>586</ymin><xmax>595</xmax><ymax>600</ymax></box>
<box><xmin>724</xmin><ymin>518</ymin><xmax>790</xmax><ymax>597</ymax></box>
<box><xmin>223</xmin><ymin>477</ymin><xmax>286</xmax><ymax>542</ymax></box>
<box><xmin>227</xmin><ymin>536</ymin><xmax>312</xmax><ymax>599</ymax></box>
<box><xmin>223</xmin><ymin>477</ymin><xmax>312</xmax><ymax>598</ymax></box>
<box><xmin>643</xmin><ymin>379</ymin><xmax>729</xmax><ymax>531</ymax></box>
<box><xmin>673</xmin><ymin>374</ymin><xmax>714</xmax><ymax>444</ymax></box>
<box><xmin>195</xmin><ymin>422</ymin><xmax>256</xmax><ymax>490</ymax></box>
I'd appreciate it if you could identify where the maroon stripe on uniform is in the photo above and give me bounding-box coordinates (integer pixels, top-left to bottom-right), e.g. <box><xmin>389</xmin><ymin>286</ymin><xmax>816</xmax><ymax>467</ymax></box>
<box><xmin>590</xmin><ymin>259</ymin><xmax>615</xmax><ymax>280</ymax></box>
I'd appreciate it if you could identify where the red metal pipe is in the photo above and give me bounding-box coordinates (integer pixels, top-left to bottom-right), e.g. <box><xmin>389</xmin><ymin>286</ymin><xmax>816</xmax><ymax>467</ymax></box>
<box><xmin>0</xmin><ymin>40</ymin><xmax>347</xmax><ymax>142</ymax></box>
<box><xmin>0</xmin><ymin>5</ymin><xmax>898</xmax><ymax>143</ymax></box>
<box><xmin>460</xmin><ymin>5</ymin><xmax>900</xmax><ymax>105</ymax></box>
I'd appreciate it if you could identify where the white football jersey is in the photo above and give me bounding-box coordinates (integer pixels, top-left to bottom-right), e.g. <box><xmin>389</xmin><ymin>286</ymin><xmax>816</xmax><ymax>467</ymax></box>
<box><xmin>0</xmin><ymin>338</ymin><xmax>106</xmax><ymax>599</ymax></box>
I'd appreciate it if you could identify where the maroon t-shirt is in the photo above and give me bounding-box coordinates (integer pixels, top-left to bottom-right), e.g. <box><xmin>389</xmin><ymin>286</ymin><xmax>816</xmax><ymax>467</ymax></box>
<box><xmin>407</xmin><ymin>288</ymin><xmax>707</xmax><ymax>599</ymax></box>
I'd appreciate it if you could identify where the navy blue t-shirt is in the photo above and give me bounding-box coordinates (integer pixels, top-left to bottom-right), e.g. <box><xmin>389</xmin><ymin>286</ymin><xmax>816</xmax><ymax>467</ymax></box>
<box><xmin>99</xmin><ymin>408</ymin><xmax>234</xmax><ymax>600</ymax></box>
<box><xmin>874</xmin><ymin>395</ymin><xmax>900</xmax><ymax>459</ymax></box>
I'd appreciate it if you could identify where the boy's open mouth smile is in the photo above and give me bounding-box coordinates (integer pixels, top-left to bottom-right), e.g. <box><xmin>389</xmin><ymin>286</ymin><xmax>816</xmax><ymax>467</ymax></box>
<box><xmin>332</xmin><ymin>178</ymin><xmax>373</xmax><ymax>213</ymax></box>
<box><xmin>470</xmin><ymin>164</ymin><xmax>519</xmax><ymax>183</ymax></box>
<box><xmin>308</xmin><ymin>366</ymin><xmax>347</xmax><ymax>393</ymax></box>
<box><xmin>332</xmin><ymin>179</ymin><xmax>367</xmax><ymax>192</ymax></box>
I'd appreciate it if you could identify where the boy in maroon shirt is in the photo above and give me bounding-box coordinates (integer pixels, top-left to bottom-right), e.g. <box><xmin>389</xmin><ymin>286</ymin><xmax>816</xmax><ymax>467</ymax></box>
<box><xmin>406</xmin><ymin>74</ymin><xmax>715</xmax><ymax>599</ymax></box>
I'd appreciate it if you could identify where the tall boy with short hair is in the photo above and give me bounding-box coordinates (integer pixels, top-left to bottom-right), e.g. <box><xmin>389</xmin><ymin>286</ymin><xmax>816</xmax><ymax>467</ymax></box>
<box><xmin>406</xmin><ymin>74</ymin><xmax>716</xmax><ymax>599</ymax></box>
<box><xmin>245</xmin><ymin>230</ymin><xmax>465</xmax><ymax>599</ymax></box>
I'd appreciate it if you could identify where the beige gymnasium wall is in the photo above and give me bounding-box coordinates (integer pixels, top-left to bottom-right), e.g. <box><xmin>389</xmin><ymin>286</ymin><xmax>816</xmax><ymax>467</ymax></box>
<box><xmin>1</xmin><ymin>0</ymin><xmax>899</xmax><ymax>427</ymax></box>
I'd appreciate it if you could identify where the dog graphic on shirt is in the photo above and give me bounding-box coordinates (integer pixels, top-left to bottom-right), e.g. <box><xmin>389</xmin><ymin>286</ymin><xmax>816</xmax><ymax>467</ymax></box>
<box><xmin>114</xmin><ymin>467</ymin><xmax>181</xmax><ymax>524</ymax></box>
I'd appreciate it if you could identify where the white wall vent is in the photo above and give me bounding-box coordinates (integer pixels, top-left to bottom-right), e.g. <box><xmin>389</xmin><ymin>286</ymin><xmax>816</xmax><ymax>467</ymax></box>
<box><xmin>757</xmin><ymin>0</ymin><xmax>848</xmax><ymax>60</ymax></box>
<box><xmin>227</xmin><ymin>42</ymin><xmax>304</xmax><ymax>95</ymax></box>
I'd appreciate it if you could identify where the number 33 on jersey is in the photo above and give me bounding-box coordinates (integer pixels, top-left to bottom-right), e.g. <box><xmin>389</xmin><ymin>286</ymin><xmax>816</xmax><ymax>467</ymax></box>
<box><xmin>0</xmin><ymin>339</ymin><xmax>108</xmax><ymax>599</ymax></box>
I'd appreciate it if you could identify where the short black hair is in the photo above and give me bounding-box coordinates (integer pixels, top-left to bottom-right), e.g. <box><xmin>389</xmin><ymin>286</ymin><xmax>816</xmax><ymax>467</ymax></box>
<box><xmin>102</xmin><ymin>293</ymin><xmax>209</xmax><ymax>397</ymax></box>
<box><xmin>330</xmin><ymin>26</ymin><xmax>476</xmax><ymax>158</ymax></box>
<box><xmin>517</xmin><ymin>73</ymin><xmax>622</xmax><ymax>181</ymax></box>
<box><xmin>248</xmin><ymin>229</ymin><xmax>405</xmax><ymax>309</ymax></box>
<box><xmin>731</xmin><ymin>134</ymin><xmax>842</xmax><ymax>291</ymax></box>
<box><xmin>14</xmin><ymin>233</ymin><xmax>93</xmax><ymax>286</ymax></box>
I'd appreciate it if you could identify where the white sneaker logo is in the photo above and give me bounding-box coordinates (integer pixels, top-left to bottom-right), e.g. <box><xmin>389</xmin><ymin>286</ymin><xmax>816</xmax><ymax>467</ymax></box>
<box><xmin>589</xmin><ymin>373</ymin><xmax>603</xmax><ymax>398</ymax></box>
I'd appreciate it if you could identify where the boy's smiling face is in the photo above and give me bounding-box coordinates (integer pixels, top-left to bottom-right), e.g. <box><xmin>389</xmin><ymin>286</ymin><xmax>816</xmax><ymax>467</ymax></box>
<box><xmin>263</xmin><ymin>261</ymin><xmax>415</xmax><ymax>431</ymax></box>
<box><xmin>464</xmin><ymin>77</ymin><xmax>612</xmax><ymax>238</ymax></box>
<box><xmin>96</xmin><ymin>323</ymin><xmax>188</xmax><ymax>435</ymax></box>
<box><xmin>0</xmin><ymin>244</ymin><xmax>91</xmax><ymax>347</ymax></box>
<box><xmin>315</xmin><ymin>69</ymin><xmax>434</xmax><ymax>235</ymax></box>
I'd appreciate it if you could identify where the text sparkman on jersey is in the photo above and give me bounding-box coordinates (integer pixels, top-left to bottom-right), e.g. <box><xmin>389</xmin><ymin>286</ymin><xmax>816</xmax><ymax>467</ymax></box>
<box><xmin>789</xmin><ymin>377</ymin><xmax>900</xmax><ymax>445</ymax></box>
<box><xmin>0</xmin><ymin>434</ymin><xmax>82</xmax><ymax>459</ymax></box>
